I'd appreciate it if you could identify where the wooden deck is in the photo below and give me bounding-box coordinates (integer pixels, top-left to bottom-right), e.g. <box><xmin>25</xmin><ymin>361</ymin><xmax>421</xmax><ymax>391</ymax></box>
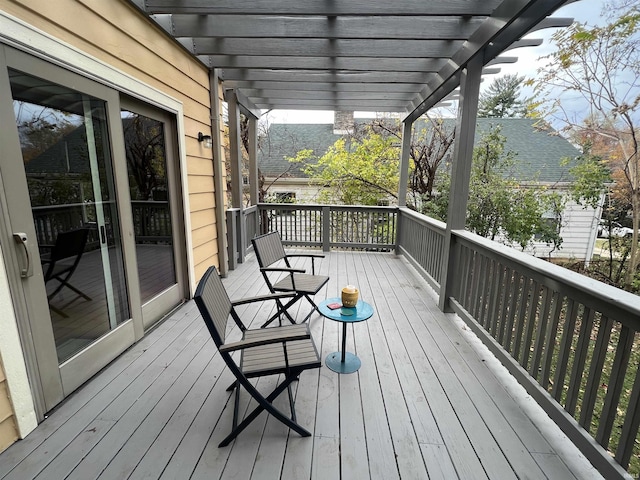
<box><xmin>0</xmin><ymin>250</ymin><xmax>603</xmax><ymax>479</ymax></box>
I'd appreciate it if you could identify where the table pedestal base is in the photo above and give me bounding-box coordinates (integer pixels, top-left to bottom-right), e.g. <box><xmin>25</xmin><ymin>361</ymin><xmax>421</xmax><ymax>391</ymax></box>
<box><xmin>325</xmin><ymin>351</ymin><xmax>361</xmax><ymax>374</ymax></box>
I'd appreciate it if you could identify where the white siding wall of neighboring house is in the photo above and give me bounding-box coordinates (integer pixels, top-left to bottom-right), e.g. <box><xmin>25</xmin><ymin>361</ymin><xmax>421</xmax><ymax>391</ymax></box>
<box><xmin>524</xmin><ymin>200</ymin><xmax>600</xmax><ymax>261</ymax></box>
<box><xmin>265</xmin><ymin>178</ymin><xmax>322</xmax><ymax>204</ymax></box>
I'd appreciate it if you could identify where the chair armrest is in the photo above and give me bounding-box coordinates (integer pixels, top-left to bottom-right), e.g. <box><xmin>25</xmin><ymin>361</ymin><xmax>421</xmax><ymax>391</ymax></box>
<box><xmin>285</xmin><ymin>253</ymin><xmax>324</xmax><ymax>275</ymax></box>
<box><xmin>220</xmin><ymin>325</ymin><xmax>311</xmax><ymax>353</ymax></box>
<box><xmin>285</xmin><ymin>254</ymin><xmax>325</xmax><ymax>259</ymax></box>
<box><xmin>260</xmin><ymin>266</ymin><xmax>305</xmax><ymax>289</ymax></box>
<box><xmin>260</xmin><ymin>267</ymin><xmax>306</xmax><ymax>274</ymax></box>
<box><xmin>231</xmin><ymin>292</ymin><xmax>296</xmax><ymax>307</ymax></box>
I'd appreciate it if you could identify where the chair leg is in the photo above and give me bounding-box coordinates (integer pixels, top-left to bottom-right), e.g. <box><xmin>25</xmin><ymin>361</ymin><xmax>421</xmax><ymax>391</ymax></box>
<box><xmin>299</xmin><ymin>294</ymin><xmax>322</xmax><ymax>323</ymax></box>
<box><xmin>287</xmin><ymin>383</ymin><xmax>296</xmax><ymax>422</ymax></box>
<box><xmin>260</xmin><ymin>296</ymin><xmax>298</xmax><ymax>328</ymax></box>
<box><xmin>48</xmin><ymin>304</ymin><xmax>68</xmax><ymax>318</ymax></box>
<box><xmin>219</xmin><ymin>372</ymin><xmax>308</xmax><ymax>447</ymax></box>
<box><xmin>48</xmin><ymin>273</ymin><xmax>92</xmax><ymax>301</ymax></box>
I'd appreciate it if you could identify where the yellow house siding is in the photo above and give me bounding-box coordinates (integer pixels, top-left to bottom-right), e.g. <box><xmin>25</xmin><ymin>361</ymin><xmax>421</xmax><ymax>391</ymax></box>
<box><xmin>1</xmin><ymin>0</ymin><xmax>223</xmax><ymax>275</ymax></box>
<box><xmin>0</xmin><ymin>360</ymin><xmax>18</xmax><ymax>454</ymax></box>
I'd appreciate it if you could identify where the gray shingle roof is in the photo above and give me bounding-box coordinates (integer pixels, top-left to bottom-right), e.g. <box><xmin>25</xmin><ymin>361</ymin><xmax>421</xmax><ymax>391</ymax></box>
<box><xmin>258</xmin><ymin>117</ymin><xmax>580</xmax><ymax>183</ymax></box>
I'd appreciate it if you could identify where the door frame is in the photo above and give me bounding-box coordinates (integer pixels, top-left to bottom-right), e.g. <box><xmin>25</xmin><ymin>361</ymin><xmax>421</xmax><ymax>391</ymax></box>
<box><xmin>0</xmin><ymin>36</ymin><xmax>193</xmax><ymax>418</ymax></box>
<box><xmin>0</xmin><ymin>47</ymin><xmax>143</xmax><ymax>415</ymax></box>
<box><xmin>120</xmin><ymin>97</ymin><xmax>188</xmax><ymax>330</ymax></box>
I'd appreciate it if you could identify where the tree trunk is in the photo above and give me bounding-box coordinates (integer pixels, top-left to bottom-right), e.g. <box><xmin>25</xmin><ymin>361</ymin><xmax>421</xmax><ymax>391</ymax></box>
<box><xmin>625</xmin><ymin>189</ymin><xmax>640</xmax><ymax>286</ymax></box>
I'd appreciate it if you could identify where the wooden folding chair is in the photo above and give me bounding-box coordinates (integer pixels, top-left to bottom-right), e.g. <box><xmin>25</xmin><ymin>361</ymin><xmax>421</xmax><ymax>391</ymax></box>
<box><xmin>41</xmin><ymin>227</ymin><xmax>92</xmax><ymax>317</ymax></box>
<box><xmin>252</xmin><ymin>231</ymin><xmax>329</xmax><ymax>327</ymax></box>
<box><xmin>194</xmin><ymin>265</ymin><xmax>321</xmax><ymax>447</ymax></box>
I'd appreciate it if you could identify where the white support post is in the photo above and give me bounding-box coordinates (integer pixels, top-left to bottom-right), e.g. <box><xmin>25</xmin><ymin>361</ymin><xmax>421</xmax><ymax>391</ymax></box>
<box><xmin>438</xmin><ymin>55</ymin><xmax>483</xmax><ymax>312</ymax></box>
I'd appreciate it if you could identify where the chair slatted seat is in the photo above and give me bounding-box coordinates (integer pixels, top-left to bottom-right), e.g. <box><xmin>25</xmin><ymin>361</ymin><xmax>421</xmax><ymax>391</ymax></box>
<box><xmin>194</xmin><ymin>266</ymin><xmax>321</xmax><ymax>447</ymax></box>
<box><xmin>252</xmin><ymin>231</ymin><xmax>329</xmax><ymax>327</ymax></box>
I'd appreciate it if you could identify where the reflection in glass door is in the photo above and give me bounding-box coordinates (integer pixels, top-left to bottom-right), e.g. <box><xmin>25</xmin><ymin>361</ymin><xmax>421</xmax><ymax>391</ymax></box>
<box><xmin>10</xmin><ymin>69</ymin><xmax>130</xmax><ymax>363</ymax></box>
<box><xmin>121</xmin><ymin>110</ymin><xmax>176</xmax><ymax>304</ymax></box>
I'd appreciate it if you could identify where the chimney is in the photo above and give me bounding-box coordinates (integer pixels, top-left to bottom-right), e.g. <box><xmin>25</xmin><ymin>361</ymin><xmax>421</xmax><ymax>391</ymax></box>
<box><xmin>333</xmin><ymin>111</ymin><xmax>354</xmax><ymax>135</ymax></box>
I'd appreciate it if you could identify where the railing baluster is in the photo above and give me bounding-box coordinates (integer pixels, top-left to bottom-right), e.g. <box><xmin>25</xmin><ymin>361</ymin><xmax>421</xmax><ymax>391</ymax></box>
<box><xmin>487</xmin><ymin>262</ymin><xmax>502</xmax><ymax>336</ymax></box>
<box><xmin>530</xmin><ymin>285</ymin><xmax>552</xmax><ymax>379</ymax></box>
<box><xmin>470</xmin><ymin>253</ymin><xmax>483</xmax><ymax>320</ymax></box>
<box><xmin>521</xmin><ymin>280</ymin><xmax>541</xmax><ymax>371</ymax></box>
<box><xmin>552</xmin><ymin>299</ymin><xmax>578</xmax><ymax>401</ymax></box>
<box><xmin>616</xmin><ymin>359</ymin><xmax>640</xmax><ymax>468</ymax></box>
<box><xmin>566</xmin><ymin>307</ymin><xmax>596</xmax><ymax>416</ymax></box>
<box><xmin>540</xmin><ymin>292</ymin><xmax>563</xmax><ymax>390</ymax></box>
<box><xmin>502</xmin><ymin>271</ymin><xmax>520</xmax><ymax>351</ymax></box>
<box><xmin>596</xmin><ymin>325</ymin><xmax>634</xmax><ymax>449</ymax></box>
<box><xmin>580</xmin><ymin>315</ymin><xmax>612</xmax><ymax>430</ymax></box>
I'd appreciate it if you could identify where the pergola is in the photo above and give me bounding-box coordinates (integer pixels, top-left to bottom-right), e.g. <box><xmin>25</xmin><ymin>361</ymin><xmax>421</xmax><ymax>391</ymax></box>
<box><xmin>130</xmin><ymin>0</ymin><xmax>575</xmax><ymax>281</ymax></box>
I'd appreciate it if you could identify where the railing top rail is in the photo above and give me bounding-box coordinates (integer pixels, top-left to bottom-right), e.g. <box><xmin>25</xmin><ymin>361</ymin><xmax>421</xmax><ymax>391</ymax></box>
<box><xmin>243</xmin><ymin>205</ymin><xmax>258</xmax><ymax>214</ymax></box>
<box><xmin>453</xmin><ymin>229</ymin><xmax>640</xmax><ymax>322</ymax></box>
<box><xmin>398</xmin><ymin>206</ymin><xmax>446</xmax><ymax>230</ymax></box>
<box><xmin>257</xmin><ymin>203</ymin><xmax>398</xmax><ymax>212</ymax></box>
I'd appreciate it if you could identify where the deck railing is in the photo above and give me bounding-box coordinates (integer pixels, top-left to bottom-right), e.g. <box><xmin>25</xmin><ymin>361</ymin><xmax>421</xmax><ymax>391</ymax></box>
<box><xmin>32</xmin><ymin>201</ymin><xmax>172</xmax><ymax>248</ymax></box>
<box><xmin>395</xmin><ymin>208</ymin><xmax>638</xmax><ymax>479</ymax></box>
<box><xmin>257</xmin><ymin>203</ymin><xmax>397</xmax><ymax>251</ymax></box>
<box><xmin>396</xmin><ymin>207</ymin><xmax>446</xmax><ymax>293</ymax></box>
<box><xmin>228</xmin><ymin>202</ymin><xmax>640</xmax><ymax>478</ymax></box>
<box><xmin>447</xmin><ymin>230</ymin><xmax>640</xmax><ymax>479</ymax></box>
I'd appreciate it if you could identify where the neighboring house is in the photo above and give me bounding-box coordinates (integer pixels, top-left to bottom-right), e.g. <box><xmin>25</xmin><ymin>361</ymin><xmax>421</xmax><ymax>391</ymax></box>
<box><xmin>259</xmin><ymin>115</ymin><xmax>601</xmax><ymax>261</ymax></box>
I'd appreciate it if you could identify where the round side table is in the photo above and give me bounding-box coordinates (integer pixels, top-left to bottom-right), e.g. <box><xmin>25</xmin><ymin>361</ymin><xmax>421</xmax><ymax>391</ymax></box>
<box><xmin>318</xmin><ymin>298</ymin><xmax>374</xmax><ymax>374</ymax></box>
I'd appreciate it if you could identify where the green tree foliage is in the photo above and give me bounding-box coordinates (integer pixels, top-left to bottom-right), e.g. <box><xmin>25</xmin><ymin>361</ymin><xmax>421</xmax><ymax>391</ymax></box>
<box><xmin>566</xmin><ymin>142</ymin><xmax>611</xmax><ymax>210</ymax></box>
<box><xmin>478</xmin><ymin>74</ymin><xmax>536</xmax><ymax>118</ymax></box>
<box><xmin>532</xmin><ymin>7</ymin><xmax>640</xmax><ymax>285</ymax></box>
<box><xmin>293</xmin><ymin>128</ymin><xmax>400</xmax><ymax>205</ymax></box>
<box><xmin>432</xmin><ymin>126</ymin><xmax>564</xmax><ymax>251</ymax></box>
<box><xmin>288</xmin><ymin>118</ymin><xmax>454</xmax><ymax>211</ymax></box>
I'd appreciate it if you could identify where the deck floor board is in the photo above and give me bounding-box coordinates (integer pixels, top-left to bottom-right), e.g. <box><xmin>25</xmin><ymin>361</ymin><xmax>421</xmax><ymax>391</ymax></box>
<box><xmin>0</xmin><ymin>251</ymin><xmax>603</xmax><ymax>480</ymax></box>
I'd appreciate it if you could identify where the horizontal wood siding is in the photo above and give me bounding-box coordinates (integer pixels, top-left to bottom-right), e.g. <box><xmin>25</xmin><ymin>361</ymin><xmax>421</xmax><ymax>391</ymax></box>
<box><xmin>0</xmin><ymin>360</ymin><xmax>18</xmax><ymax>454</ymax></box>
<box><xmin>2</xmin><ymin>0</ymin><xmax>222</xmax><ymax>277</ymax></box>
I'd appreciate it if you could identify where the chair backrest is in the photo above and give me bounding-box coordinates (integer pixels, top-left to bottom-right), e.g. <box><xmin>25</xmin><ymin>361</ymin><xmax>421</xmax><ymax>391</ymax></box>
<box><xmin>194</xmin><ymin>266</ymin><xmax>233</xmax><ymax>348</ymax></box>
<box><xmin>252</xmin><ymin>231</ymin><xmax>288</xmax><ymax>268</ymax></box>
<box><xmin>52</xmin><ymin>228</ymin><xmax>89</xmax><ymax>262</ymax></box>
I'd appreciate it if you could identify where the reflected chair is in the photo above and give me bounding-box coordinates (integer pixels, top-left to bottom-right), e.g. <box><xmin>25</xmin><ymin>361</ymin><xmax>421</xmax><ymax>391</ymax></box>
<box><xmin>41</xmin><ymin>227</ymin><xmax>91</xmax><ymax>316</ymax></box>
<box><xmin>252</xmin><ymin>231</ymin><xmax>329</xmax><ymax>327</ymax></box>
<box><xmin>194</xmin><ymin>265</ymin><xmax>321</xmax><ymax>447</ymax></box>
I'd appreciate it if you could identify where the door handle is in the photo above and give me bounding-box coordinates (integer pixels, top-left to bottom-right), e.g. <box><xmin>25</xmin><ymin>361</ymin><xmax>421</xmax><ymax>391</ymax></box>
<box><xmin>12</xmin><ymin>232</ymin><xmax>32</xmax><ymax>278</ymax></box>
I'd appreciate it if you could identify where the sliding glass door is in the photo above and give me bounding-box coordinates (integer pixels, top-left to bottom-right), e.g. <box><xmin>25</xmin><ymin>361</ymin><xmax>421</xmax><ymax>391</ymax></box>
<box><xmin>0</xmin><ymin>47</ymin><xmax>186</xmax><ymax>416</ymax></box>
<box><xmin>121</xmin><ymin>100</ymin><xmax>185</xmax><ymax>328</ymax></box>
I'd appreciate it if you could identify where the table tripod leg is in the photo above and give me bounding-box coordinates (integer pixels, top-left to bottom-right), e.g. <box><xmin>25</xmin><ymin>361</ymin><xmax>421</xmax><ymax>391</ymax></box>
<box><xmin>341</xmin><ymin>322</ymin><xmax>347</xmax><ymax>363</ymax></box>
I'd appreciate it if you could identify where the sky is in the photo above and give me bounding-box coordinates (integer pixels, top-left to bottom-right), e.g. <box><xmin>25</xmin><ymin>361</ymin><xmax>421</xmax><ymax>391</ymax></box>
<box><xmin>262</xmin><ymin>0</ymin><xmax>609</xmax><ymax>125</ymax></box>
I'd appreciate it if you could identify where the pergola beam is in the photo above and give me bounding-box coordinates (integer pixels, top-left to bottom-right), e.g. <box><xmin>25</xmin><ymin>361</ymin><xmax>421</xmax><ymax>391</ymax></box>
<box><xmin>200</xmin><ymin>56</ymin><xmax>451</xmax><ymax>72</ymax></box>
<box><xmin>405</xmin><ymin>0</ymin><xmax>570</xmax><ymax>122</ymax></box>
<box><xmin>190</xmin><ymin>38</ymin><xmax>464</xmax><ymax>58</ymax></box>
<box><xmin>134</xmin><ymin>0</ymin><xmax>573</xmax><ymax>114</ymax></box>
<box><xmin>159</xmin><ymin>15</ymin><xmax>485</xmax><ymax>40</ymax></box>
<box><xmin>142</xmin><ymin>0</ymin><xmax>502</xmax><ymax>16</ymax></box>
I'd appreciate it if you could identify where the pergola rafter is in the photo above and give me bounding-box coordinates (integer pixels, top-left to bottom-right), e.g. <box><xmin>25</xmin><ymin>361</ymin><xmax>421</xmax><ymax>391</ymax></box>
<box><xmin>131</xmin><ymin>0</ymin><xmax>575</xmax><ymax>116</ymax></box>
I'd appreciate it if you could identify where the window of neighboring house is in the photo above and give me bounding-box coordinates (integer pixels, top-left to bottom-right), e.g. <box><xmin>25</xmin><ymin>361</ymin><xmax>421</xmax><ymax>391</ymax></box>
<box><xmin>534</xmin><ymin>212</ymin><xmax>561</xmax><ymax>240</ymax></box>
<box><xmin>242</xmin><ymin>175</ymin><xmax>249</xmax><ymax>185</ymax></box>
<box><xmin>275</xmin><ymin>192</ymin><xmax>296</xmax><ymax>203</ymax></box>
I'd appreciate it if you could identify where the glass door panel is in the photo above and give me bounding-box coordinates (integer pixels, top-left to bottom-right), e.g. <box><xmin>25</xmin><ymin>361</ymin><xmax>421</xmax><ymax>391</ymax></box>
<box><xmin>121</xmin><ymin>110</ymin><xmax>176</xmax><ymax>303</ymax></box>
<box><xmin>10</xmin><ymin>69</ymin><xmax>129</xmax><ymax>363</ymax></box>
